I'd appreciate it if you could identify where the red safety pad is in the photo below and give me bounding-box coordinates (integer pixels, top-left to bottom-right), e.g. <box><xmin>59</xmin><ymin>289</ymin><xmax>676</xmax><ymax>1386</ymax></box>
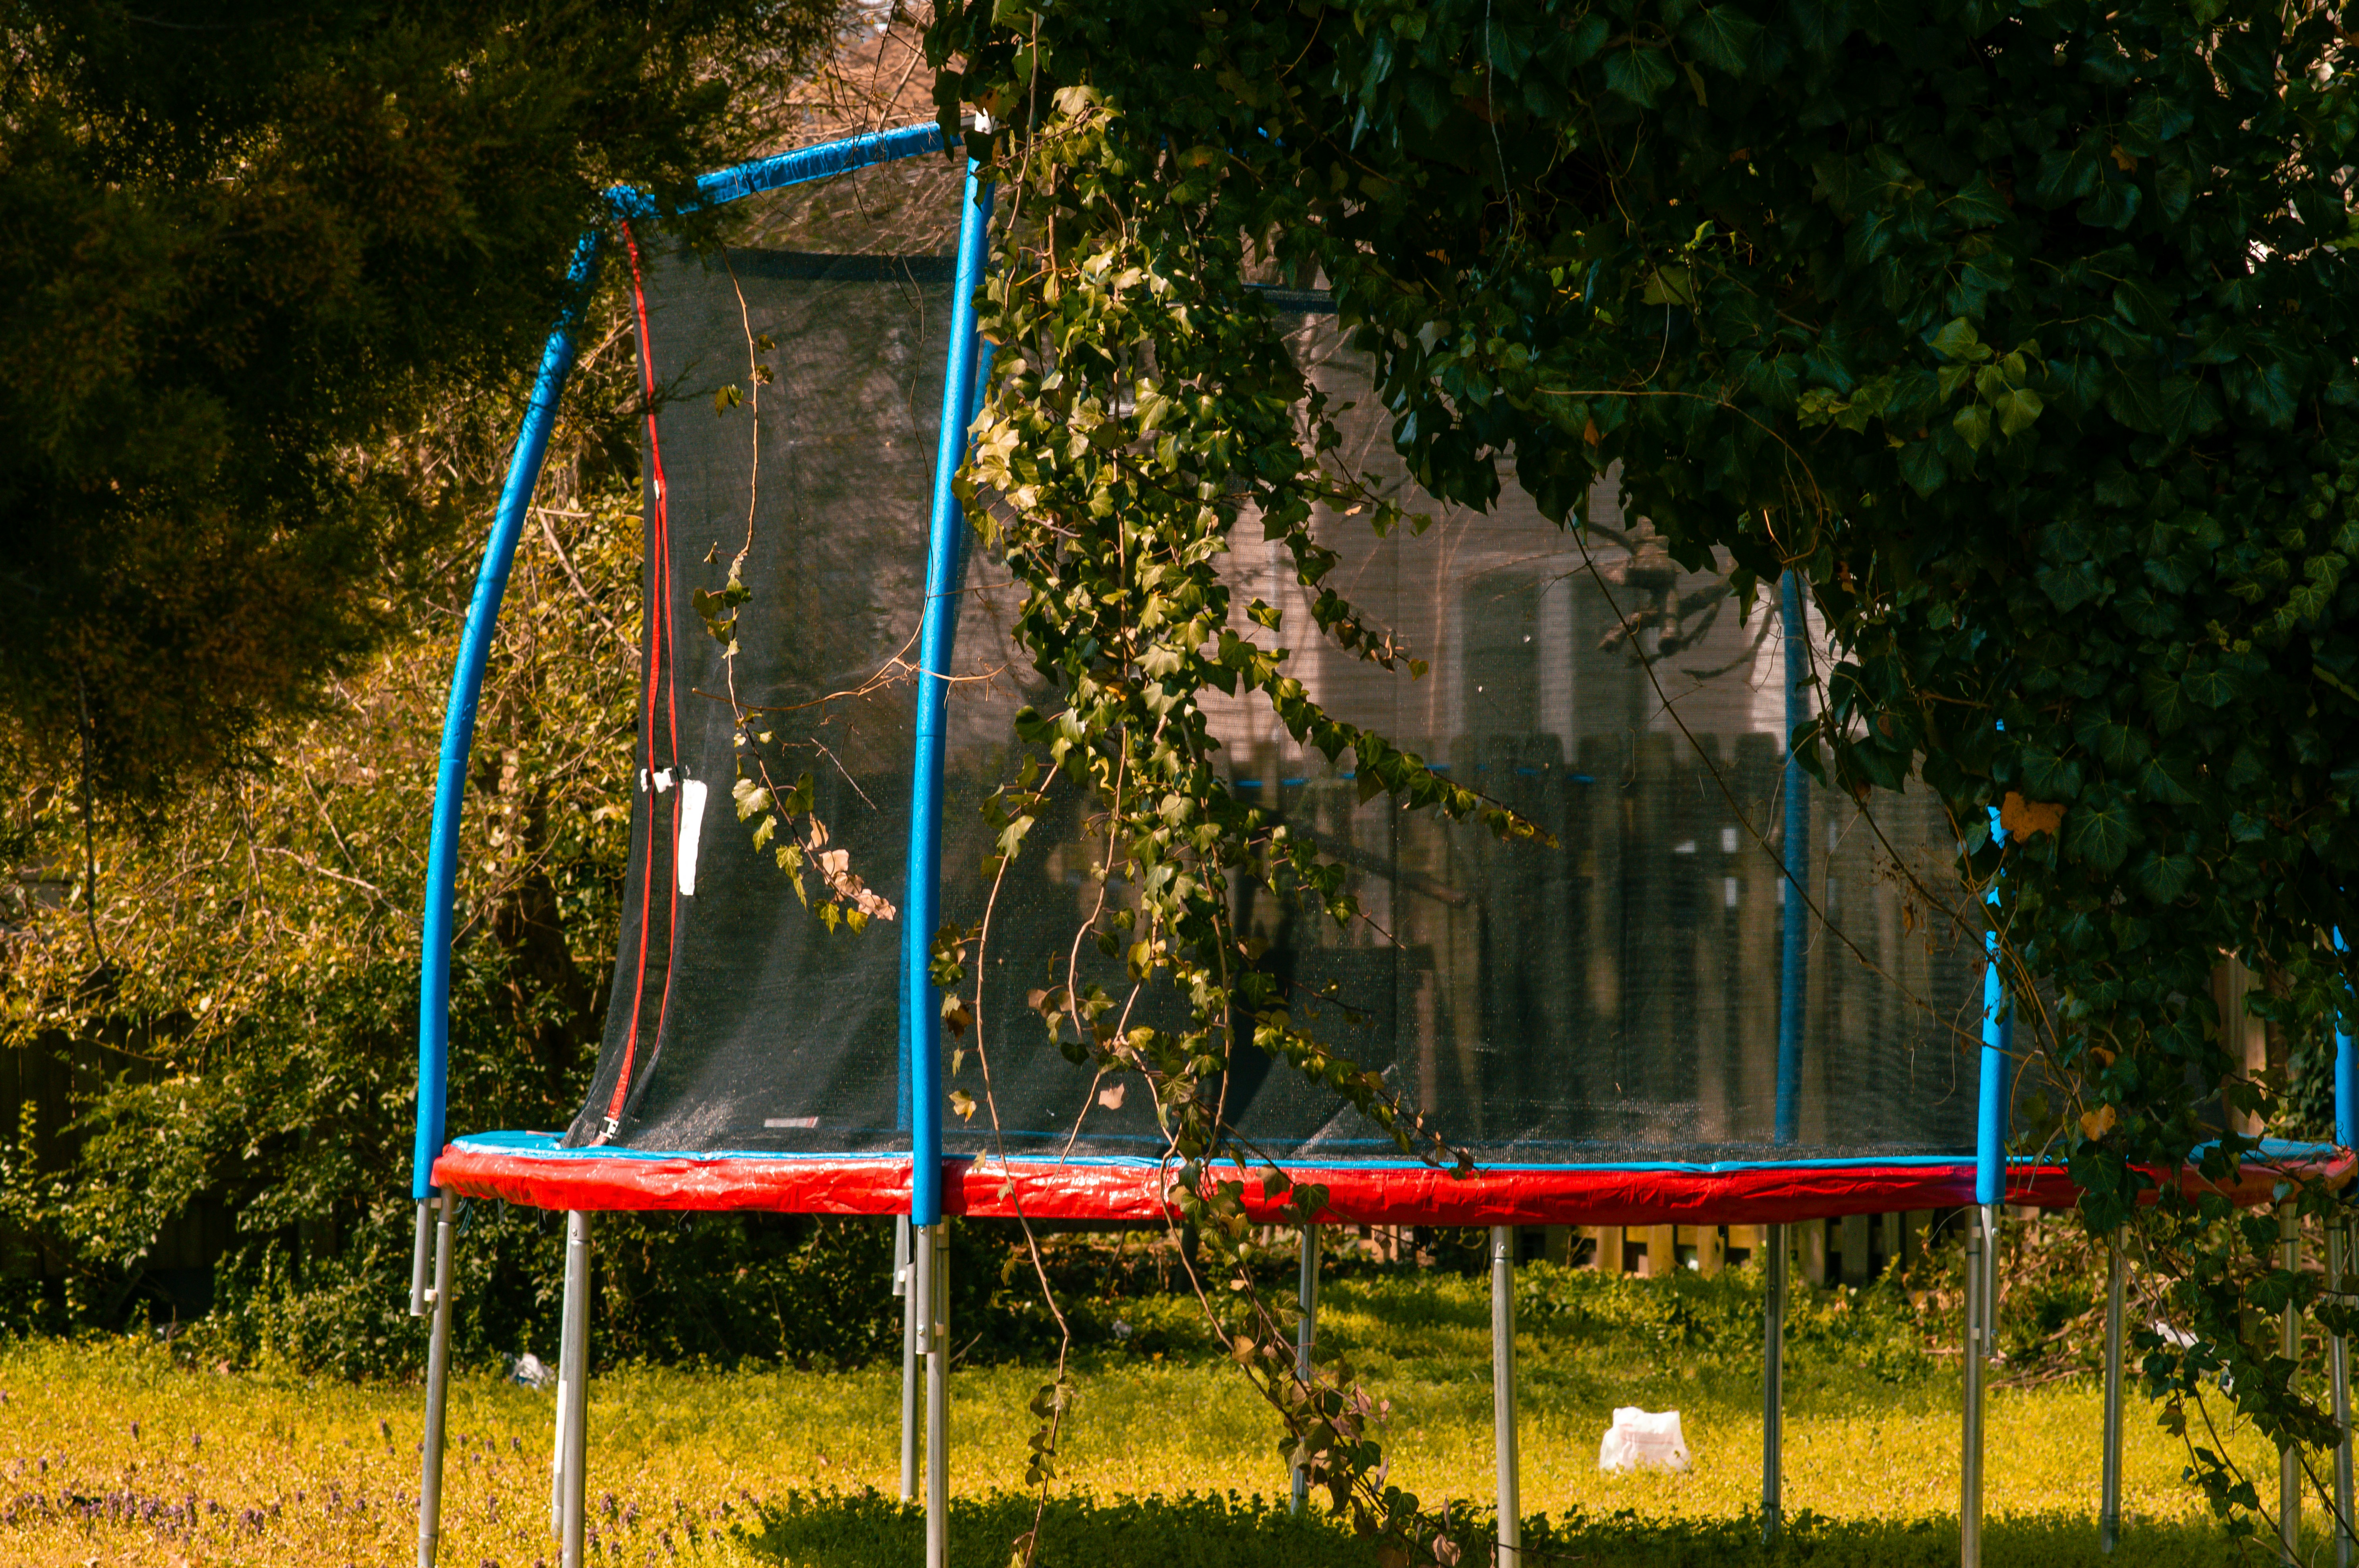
<box><xmin>434</xmin><ymin>1139</ymin><xmax>2354</xmax><ymax>1225</ymax></box>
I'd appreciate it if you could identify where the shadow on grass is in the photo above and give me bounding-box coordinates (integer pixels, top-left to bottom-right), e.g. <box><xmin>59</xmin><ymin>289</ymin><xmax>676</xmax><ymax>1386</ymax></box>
<box><xmin>741</xmin><ymin>1489</ymin><xmax>1358</xmax><ymax>1568</ymax></box>
<box><xmin>741</xmin><ymin>1490</ymin><xmax>2251</xmax><ymax>1567</ymax></box>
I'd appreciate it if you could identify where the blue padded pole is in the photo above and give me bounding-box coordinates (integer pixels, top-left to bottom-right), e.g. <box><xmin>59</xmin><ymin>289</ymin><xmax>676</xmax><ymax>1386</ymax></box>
<box><xmin>905</xmin><ymin>163</ymin><xmax>997</xmax><ymax>1228</ymax></box>
<box><xmin>1977</xmin><ymin>807</ymin><xmax>2012</xmax><ymax>1208</ymax></box>
<box><xmin>2337</xmin><ymin>928</ymin><xmax>2356</xmax><ymax>1151</ymax></box>
<box><xmin>413</xmin><ymin>233</ymin><xmax>599</xmax><ymax>1203</ymax></box>
<box><xmin>1775</xmin><ymin>572</ymin><xmax>1810</xmax><ymax>1146</ymax></box>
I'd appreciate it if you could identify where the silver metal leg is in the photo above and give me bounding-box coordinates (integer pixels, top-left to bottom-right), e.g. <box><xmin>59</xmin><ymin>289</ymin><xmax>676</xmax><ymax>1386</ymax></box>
<box><xmin>2102</xmin><ymin>1232</ymin><xmax>2124</xmax><ymax>1554</ymax></box>
<box><xmin>558</xmin><ymin>1211</ymin><xmax>592</xmax><ymax>1568</ymax></box>
<box><xmin>1491</xmin><ymin>1226</ymin><xmax>1520</xmax><ymax>1566</ymax></box>
<box><xmin>2332</xmin><ymin>1218</ymin><xmax>2353</xmax><ymax>1568</ymax></box>
<box><xmin>1294</xmin><ymin>1225</ymin><xmax>1319</xmax><ymax>1515</ymax></box>
<box><xmin>1762</xmin><ymin>1222</ymin><xmax>1786</xmax><ymax>1544</ymax></box>
<box><xmin>917</xmin><ymin>1223</ymin><xmax>949</xmax><ymax>1568</ymax></box>
<box><xmin>417</xmin><ymin>1191</ymin><xmax>455</xmax><ymax>1568</ymax></box>
<box><xmin>2284</xmin><ymin>1205</ymin><xmax>2302</xmax><ymax>1566</ymax></box>
<box><xmin>897</xmin><ymin>1215</ymin><xmax>918</xmax><ymax>1504</ymax></box>
<box><xmin>1961</xmin><ymin>1206</ymin><xmax>1991</xmax><ymax>1568</ymax></box>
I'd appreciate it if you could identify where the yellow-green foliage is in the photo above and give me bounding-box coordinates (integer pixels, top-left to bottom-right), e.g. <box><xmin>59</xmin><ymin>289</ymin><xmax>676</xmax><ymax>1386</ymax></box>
<box><xmin>0</xmin><ymin>1263</ymin><xmax>2323</xmax><ymax>1566</ymax></box>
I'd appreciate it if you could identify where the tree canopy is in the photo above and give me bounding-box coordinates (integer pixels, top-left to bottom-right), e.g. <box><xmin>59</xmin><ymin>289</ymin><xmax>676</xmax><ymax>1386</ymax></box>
<box><xmin>0</xmin><ymin>0</ymin><xmax>837</xmax><ymax>800</ymax></box>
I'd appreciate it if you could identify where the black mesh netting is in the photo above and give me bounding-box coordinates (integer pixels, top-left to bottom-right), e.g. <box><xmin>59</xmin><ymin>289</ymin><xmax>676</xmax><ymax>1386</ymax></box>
<box><xmin>568</xmin><ymin>166</ymin><xmax>1989</xmax><ymax>1166</ymax></box>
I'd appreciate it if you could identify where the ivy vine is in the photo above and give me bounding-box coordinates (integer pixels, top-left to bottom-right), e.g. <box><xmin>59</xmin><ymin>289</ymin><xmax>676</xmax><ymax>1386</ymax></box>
<box><xmin>908</xmin><ymin>0</ymin><xmax>2359</xmax><ymax>1550</ymax></box>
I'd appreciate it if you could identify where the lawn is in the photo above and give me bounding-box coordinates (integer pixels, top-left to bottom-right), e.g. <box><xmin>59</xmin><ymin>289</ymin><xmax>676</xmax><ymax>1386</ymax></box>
<box><xmin>0</xmin><ymin>1262</ymin><xmax>2317</xmax><ymax>1566</ymax></box>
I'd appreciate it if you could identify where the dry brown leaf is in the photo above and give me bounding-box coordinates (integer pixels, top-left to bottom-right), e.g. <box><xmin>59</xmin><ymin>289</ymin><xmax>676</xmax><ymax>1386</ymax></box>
<box><xmin>2001</xmin><ymin>791</ymin><xmax>2065</xmax><ymax>838</ymax></box>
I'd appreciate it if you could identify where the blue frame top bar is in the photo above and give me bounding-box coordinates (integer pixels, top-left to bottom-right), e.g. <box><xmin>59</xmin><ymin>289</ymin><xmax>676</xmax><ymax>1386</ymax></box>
<box><xmin>609</xmin><ymin>120</ymin><xmax>953</xmax><ymax>223</ymax></box>
<box><xmin>412</xmin><ymin>120</ymin><xmax>962</xmax><ymax>1202</ymax></box>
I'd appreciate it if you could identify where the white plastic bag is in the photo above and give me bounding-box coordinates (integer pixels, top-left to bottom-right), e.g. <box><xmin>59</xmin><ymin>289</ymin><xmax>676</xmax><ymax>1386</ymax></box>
<box><xmin>1597</xmin><ymin>1406</ymin><xmax>1692</xmax><ymax>1473</ymax></box>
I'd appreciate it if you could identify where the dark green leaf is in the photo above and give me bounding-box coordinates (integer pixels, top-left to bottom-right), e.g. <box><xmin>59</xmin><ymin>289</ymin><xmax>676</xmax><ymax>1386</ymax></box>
<box><xmin>1993</xmin><ymin>386</ymin><xmax>2044</xmax><ymax>436</ymax></box>
<box><xmin>1949</xmin><ymin>175</ymin><xmax>2010</xmax><ymax>229</ymax></box>
<box><xmin>2073</xmin><ymin>710</ymin><xmax>2153</xmax><ymax>772</ymax></box>
<box><xmin>1602</xmin><ymin>45</ymin><xmax>1676</xmax><ymax>108</ymax></box>
<box><xmin>2139</xmin><ymin>665</ymin><xmax>2194</xmax><ymax>735</ymax></box>
<box><xmin>2036</xmin><ymin>561</ymin><xmax>2104</xmax><ymax>612</ymax></box>
<box><xmin>2079</xmin><ymin>174</ymin><xmax>2142</xmax><ymax>229</ymax></box>
<box><xmin>2130</xmin><ymin>753</ymin><xmax>2201</xmax><ymax>805</ymax></box>
<box><xmin>1679</xmin><ymin>8</ymin><xmax>1762</xmax><ymax>75</ymax></box>
<box><xmin>2062</xmin><ymin>788</ymin><xmax>2141</xmax><ymax>872</ymax></box>
<box><xmin>2225</xmin><ymin>358</ymin><xmax>2299</xmax><ymax>428</ymax></box>
<box><xmin>2021</xmin><ymin>745</ymin><xmax>2085</xmax><ymax>801</ymax></box>
<box><xmin>2182</xmin><ymin>660</ymin><xmax>2242</xmax><ymax>710</ymax></box>
<box><xmin>1789</xmin><ymin>0</ymin><xmax>1852</xmax><ymax>54</ymax></box>
<box><xmin>1896</xmin><ymin>438</ymin><xmax>1946</xmax><ymax>496</ymax></box>
<box><xmin>2032</xmin><ymin>137</ymin><xmax>2106</xmax><ymax>206</ymax></box>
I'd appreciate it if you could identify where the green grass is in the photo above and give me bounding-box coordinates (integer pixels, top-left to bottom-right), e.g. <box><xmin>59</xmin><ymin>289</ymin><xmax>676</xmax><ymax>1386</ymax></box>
<box><xmin>0</xmin><ymin>1264</ymin><xmax>2320</xmax><ymax>1565</ymax></box>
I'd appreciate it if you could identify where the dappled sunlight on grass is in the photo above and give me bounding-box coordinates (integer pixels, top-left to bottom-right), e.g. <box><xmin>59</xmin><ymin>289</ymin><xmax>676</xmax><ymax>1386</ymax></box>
<box><xmin>0</xmin><ymin>1263</ymin><xmax>2318</xmax><ymax>1565</ymax></box>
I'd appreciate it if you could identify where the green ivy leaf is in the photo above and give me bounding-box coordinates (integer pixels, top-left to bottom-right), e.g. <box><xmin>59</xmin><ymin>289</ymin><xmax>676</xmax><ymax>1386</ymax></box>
<box><xmin>1994</xmin><ymin>386</ymin><xmax>2044</xmax><ymax>436</ymax></box>
<box><xmin>1896</xmin><ymin>438</ymin><xmax>1946</xmax><ymax>496</ymax></box>
<box><xmin>2182</xmin><ymin>660</ymin><xmax>2241</xmax><ymax>710</ymax></box>
<box><xmin>1602</xmin><ymin>45</ymin><xmax>1676</xmax><ymax>108</ymax></box>
<box><xmin>2130</xmin><ymin>753</ymin><xmax>2200</xmax><ymax>805</ymax></box>
<box><xmin>2036</xmin><ymin>560</ymin><xmax>2104</xmax><ymax>612</ymax></box>
<box><xmin>1789</xmin><ymin>0</ymin><xmax>1852</xmax><ymax>54</ymax></box>
<box><xmin>2020</xmin><ymin>745</ymin><xmax>2085</xmax><ymax>801</ymax></box>
<box><xmin>2073</xmin><ymin>711</ymin><xmax>2152</xmax><ymax>772</ymax></box>
<box><xmin>1929</xmin><ymin>317</ymin><xmax>1990</xmax><ymax>363</ymax></box>
<box><xmin>1679</xmin><ymin>8</ymin><xmax>1762</xmax><ymax>75</ymax></box>
<box><xmin>2139</xmin><ymin>665</ymin><xmax>2193</xmax><ymax>735</ymax></box>
<box><xmin>2061</xmin><ymin>787</ymin><xmax>2141</xmax><ymax>872</ymax></box>
<box><xmin>1953</xmin><ymin>402</ymin><xmax>1992</xmax><ymax>450</ymax></box>
<box><xmin>2131</xmin><ymin>850</ymin><xmax>2202</xmax><ymax>902</ymax></box>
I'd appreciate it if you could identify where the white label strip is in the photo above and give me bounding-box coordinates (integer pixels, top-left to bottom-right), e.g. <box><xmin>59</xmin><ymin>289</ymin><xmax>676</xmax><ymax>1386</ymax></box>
<box><xmin>675</xmin><ymin>777</ymin><xmax>709</xmax><ymax>896</ymax></box>
<box><xmin>549</xmin><ymin>1378</ymin><xmax>567</xmax><ymax>1529</ymax></box>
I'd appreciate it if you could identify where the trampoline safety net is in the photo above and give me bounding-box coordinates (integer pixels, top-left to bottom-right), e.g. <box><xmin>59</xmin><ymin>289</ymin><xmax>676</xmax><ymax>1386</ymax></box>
<box><xmin>567</xmin><ymin>159</ymin><xmax>1986</xmax><ymax>1171</ymax></box>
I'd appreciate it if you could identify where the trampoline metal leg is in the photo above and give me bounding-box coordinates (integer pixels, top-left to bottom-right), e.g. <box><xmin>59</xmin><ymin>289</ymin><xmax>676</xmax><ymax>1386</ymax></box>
<box><xmin>417</xmin><ymin>1190</ymin><xmax>455</xmax><ymax>1568</ymax></box>
<box><xmin>1491</xmin><ymin>1226</ymin><xmax>1520</xmax><ymax>1566</ymax></box>
<box><xmin>1294</xmin><ymin>1224</ymin><xmax>1318</xmax><ymax>1516</ymax></box>
<box><xmin>898</xmin><ymin>1215</ymin><xmax>918</xmax><ymax>1505</ymax></box>
<box><xmin>1961</xmin><ymin>1207</ymin><xmax>1989</xmax><ymax>1568</ymax></box>
<box><xmin>558</xmin><ymin>1211</ymin><xmax>592</xmax><ymax>1568</ymax></box>
<box><xmin>1762</xmin><ymin>1221</ymin><xmax>1786</xmax><ymax>1545</ymax></box>
<box><xmin>2332</xmin><ymin>1218</ymin><xmax>2353</xmax><ymax>1568</ymax></box>
<box><xmin>2101</xmin><ymin>1231</ymin><xmax>2124</xmax><ymax>1554</ymax></box>
<box><xmin>918</xmin><ymin>1223</ymin><xmax>949</xmax><ymax>1568</ymax></box>
<box><xmin>2284</xmin><ymin>1204</ymin><xmax>2302</xmax><ymax>1566</ymax></box>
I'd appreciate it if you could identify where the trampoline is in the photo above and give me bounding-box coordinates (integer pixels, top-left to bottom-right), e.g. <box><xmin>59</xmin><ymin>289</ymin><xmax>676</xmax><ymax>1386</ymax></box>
<box><xmin>404</xmin><ymin>120</ymin><xmax>2359</xmax><ymax>1568</ymax></box>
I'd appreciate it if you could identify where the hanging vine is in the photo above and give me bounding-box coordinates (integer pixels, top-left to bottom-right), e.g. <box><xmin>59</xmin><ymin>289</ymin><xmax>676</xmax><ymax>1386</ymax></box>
<box><xmin>919</xmin><ymin>0</ymin><xmax>2359</xmax><ymax>1551</ymax></box>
